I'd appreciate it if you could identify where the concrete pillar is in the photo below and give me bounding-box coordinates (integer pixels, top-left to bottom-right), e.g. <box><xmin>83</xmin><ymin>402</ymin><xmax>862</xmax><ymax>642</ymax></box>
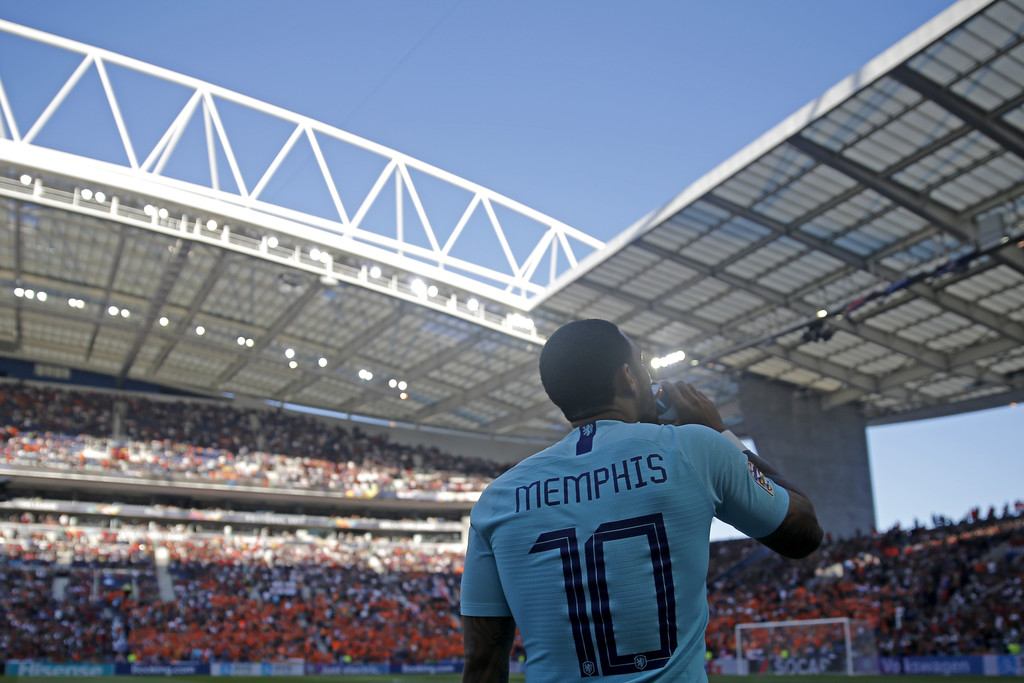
<box><xmin>737</xmin><ymin>374</ymin><xmax>875</xmax><ymax>540</ymax></box>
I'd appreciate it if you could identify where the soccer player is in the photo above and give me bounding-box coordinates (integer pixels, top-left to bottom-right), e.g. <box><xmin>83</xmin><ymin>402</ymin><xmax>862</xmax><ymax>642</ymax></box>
<box><xmin>461</xmin><ymin>319</ymin><xmax>822</xmax><ymax>682</ymax></box>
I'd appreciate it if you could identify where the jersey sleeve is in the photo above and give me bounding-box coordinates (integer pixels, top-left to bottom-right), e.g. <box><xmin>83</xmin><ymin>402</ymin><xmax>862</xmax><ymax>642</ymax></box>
<box><xmin>460</xmin><ymin>523</ymin><xmax>512</xmax><ymax>617</ymax></box>
<box><xmin>682</xmin><ymin>426</ymin><xmax>790</xmax><ymax>540</ymax></box>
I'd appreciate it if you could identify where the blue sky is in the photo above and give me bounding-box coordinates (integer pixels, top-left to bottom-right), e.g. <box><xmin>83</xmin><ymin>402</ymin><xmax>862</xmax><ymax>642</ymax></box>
<box><xmin>3</xmin><ymin>0</ymin><xmax>1021</xmax><ymax>536</ymax></box>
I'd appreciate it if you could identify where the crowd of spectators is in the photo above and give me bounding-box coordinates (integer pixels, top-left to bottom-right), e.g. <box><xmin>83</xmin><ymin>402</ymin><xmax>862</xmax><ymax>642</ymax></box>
<box><xmin>0</xmin><ymin>384</ymin><xmax>511</xmax><ymax>497</ymax></box>
<box><xmin>2</xmin><ymin>382</ymin><xmax>1023</xmax><ymax>665</ymax></box>
<box><xmin>2</xmin><ymin>503</ymin><xmax>1021</xmax><ymax>664</ymax></box>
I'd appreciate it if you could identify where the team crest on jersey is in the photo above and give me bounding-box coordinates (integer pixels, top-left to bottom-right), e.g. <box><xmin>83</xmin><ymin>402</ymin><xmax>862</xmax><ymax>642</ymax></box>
<box><xmin>634</xmin><ymin>655</ymin><xmax>648</xmax><ymax>670</ymax></box>
<box><xmin>748</xmin><ymin>461</ymin><xmax>774</xmax><ymax>496</ymax></box>
<box><xmin>582</xmin><ymin>423</ymin><xmax>595</xmax><ymax>436</ymax></box>
<box><xmin>582</xmin><ymin>660</ymin><xmax>596</xmax><ymax>676</ymax></box>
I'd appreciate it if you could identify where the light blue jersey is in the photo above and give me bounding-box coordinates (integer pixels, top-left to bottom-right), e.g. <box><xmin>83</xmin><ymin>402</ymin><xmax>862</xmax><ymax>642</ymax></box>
<box><xmin>461</xmin><ymin>421</ymin><xmax>789</xmax><ymax>682</ymax></box>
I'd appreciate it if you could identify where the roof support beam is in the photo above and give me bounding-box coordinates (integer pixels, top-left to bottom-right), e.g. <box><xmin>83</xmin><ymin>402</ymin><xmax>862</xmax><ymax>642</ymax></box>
<box><xmin>217</xmin><ymin>278</ymin><xmax>324</xmax><ymax>387</ymax></box>
<box><xmin>788</xmin><ymin>133</ymin><xmax>1024</xmax><ymax>275</ymax></box>
<box><xmin>148</xmin><ymin>249</ymin><xmax>230</xmax><ymax>376</ymax></box>
<box><xmin>84</xmin><ymin>225</ymin><xmax>127</xmax><ymax>362</ymax></box>
<box><xmin>412</xmin><ymin>356</ymin><xmax>537</xmax><ymax>421</ymax></box>
<box><xmin>890</xmin><ymin>64</ymin><xmax>1024</xmax><ymax>163</ymax></box>
<box><xmin>116</xmin><ymin>240</ymin><xmax>191</xmax><ymax>385</ymax></box>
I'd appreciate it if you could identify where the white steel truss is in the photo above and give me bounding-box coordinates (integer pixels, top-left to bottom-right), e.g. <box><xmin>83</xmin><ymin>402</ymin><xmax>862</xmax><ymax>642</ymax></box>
<box><xmin>0</xmin><ymin>19</ymin><xmax>603</xmax><ymax>317</ymax></box>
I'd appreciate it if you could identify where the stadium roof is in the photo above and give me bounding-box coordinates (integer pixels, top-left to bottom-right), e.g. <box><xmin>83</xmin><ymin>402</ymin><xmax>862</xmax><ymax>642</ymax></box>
<box><xmin>2</xmin><ymin>0</ymin><xmax>1024</xmax><ymax>442</ymax></box>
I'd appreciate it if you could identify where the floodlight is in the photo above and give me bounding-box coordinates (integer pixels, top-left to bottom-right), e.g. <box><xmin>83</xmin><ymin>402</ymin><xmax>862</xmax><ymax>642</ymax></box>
<box><xmin>121</xmin><ymin>309</ymin><xmax>130</xmax><ymax>318</ymax></box>
<box><xmin>411</xmin><ymin>279</ymin><xmax>427</xmax><ymax>297</ymax></box>
<box><xmin>19</xmin><ymin>174</ymin><xmax>31</xmax><ymax>185</ymax></box>
<box><xmin>399</xmin><ymin>392</ymin><xmax>408</xmax><ymax>400</ymax></box>
<box><xmin>318</xmin><ymin>357</ymin><xmax>328</xmax><ymax>368</ymax></box>
<box><xmin>68</xmin><ymin>298</ymin><xmax>76</xmax><ymax>307</ymax></box>
<box><xmin>144</xmin><ymin>205</ymin><xmax>155</xmax><ymax>216</ymax></box>
<box><xmin>817</xmin><ymin>309</ymin><xmax>828</xmax><ymax>318</ymax></box>
<box><xmin>13</xmin><ymin>288</ymin><xmax>24</xmax><ymax>297</ymax></box>
<box><xmin>288</xmin><ymin>360</ymin><xmax>298</xmax><ymax>369</ymax></box>
<box><xmin>285</xmin><ymin>348</ymin><xmax>295</xmax><ymax>359</ymax></box>
<box><xmin>195</xmin><ymin>325</ymin><xmax>206</xmax><ymax>336</ymax></box>
<box><xmin>508</xmin><ymin>313</ymin><xmax>534</xmax><ymax>331</ymax></box>
<box><xmin>427</xmin><ymin>285</ymin><xmax>438</xmax><ymax>297</ymax></box>
<box><xmin>369</xmin><ymin>266</ymin><xmax>382</xmax><ymax>279</ymax></box>
<box><xmin>37</xmin><ymin>292</ymin><xmax>47</xmax><ymax>302</ymax></box>
<box><xmin>237</xmin><ymin>336</ymin><xmax>246</xmax><ymax>346</ymax></box>
<box><xmin>267</xmin><ymin>236</ymin><xmax>279</xmax><ymax>248</ymax></box>
<box><xmin>310</xmin><ymin>248</ymin><xmax>321</xmax><ymax>261</ymax></box>
<box><xmin>245</xmin><ymin>338</ymin><xmax>254</xmax><ymax>348</ymax></box>
<box><xmin>24</xmin><ymin>289</ymin><xmax>35</xmax><ymax>300</ymax></box>
<box><xmin>467</xmin><ymin>298</ymin><xmax>479</xmax><ymax>312</ymax></box>
<box><xmin>108</xmin><ymin>305</ymin><xmax>119</xmax><ymax>316</ymax></box>
<box><xmin>158</xmin><ymin>208</ymin><xmax>169</xmax><ymax>219</ymax></box>
<box><xmin>207</xmin><ymin>219</ymin><xmax>218</xmax><ymax>230</ymax></box>
<box><xmin>690</xmin><ymin>359</ymin><xmax>699</xmax><ymax>366</ymax></box>
<box><xmin>81</xmin><ymin>188</ymin><xmax>93</xmax><ymax>200</ymax></box>
<box><xmin>388</xmin><ymin>378</ymin><xmax>397</xmax><ymax>388</ymax></box>
<box><xmin>398</xmin><ymin>380</ymin><xmax>407</xmax><ymax>391</ymax></box>
<box><xmin>358</xmin><ymin>369</ymin><xmax>372</xmax><ymax>381</ymax></box>
<box><xmin>94</xmin><ymin>191</ymin><xmax>106</xmax><ymax>203</ymax></box>
<box><xmin>159</xmin><ymin>317</ymin><xmax>170</xmax><ymax>327</ymax></box>
<box><xmin>653</xmin><ymin>350</ymin><xmax>686</xmax><ymax>368</ymax></box>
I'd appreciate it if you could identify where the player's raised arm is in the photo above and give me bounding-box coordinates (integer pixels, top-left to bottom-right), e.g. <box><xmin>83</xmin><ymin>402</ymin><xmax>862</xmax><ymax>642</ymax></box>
<box><xmin>659</xmin><ymin>380</ymin><xmax>824</xmax><ymax>559</ymax></box>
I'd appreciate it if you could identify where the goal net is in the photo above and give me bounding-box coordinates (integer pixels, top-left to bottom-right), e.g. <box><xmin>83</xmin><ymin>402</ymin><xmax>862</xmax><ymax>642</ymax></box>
<box><xmin>735</xmin><ymin>617</ymin><xmax>877</xmax><ymax>675</ymax></box>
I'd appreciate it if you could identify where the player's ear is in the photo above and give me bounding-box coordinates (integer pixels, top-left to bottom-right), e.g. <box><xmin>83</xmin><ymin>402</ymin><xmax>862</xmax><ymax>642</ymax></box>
<box><xmin>614</xmin><ymin>362</ymin><xmax>639</xmax><ymax>396</ymax></box>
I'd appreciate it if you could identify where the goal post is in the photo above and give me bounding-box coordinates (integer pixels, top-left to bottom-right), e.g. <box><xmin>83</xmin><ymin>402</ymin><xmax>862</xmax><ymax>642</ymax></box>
<box><xmin>735</xmin><ymin>617</ymin><xmax>877</xmax><ymax>675</ymax></box>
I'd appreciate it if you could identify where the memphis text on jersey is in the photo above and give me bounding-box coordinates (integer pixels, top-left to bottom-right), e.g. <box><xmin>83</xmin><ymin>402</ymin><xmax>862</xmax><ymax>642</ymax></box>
<box><xmin>515</xmin><ymin>454</ymin><xmax>668</xmax><ymax>513</ymax></box>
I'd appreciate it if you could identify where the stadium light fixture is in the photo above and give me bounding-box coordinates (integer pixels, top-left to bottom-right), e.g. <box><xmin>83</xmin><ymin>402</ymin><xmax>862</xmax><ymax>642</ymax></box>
<box><xmin>369</xmin><ymin>265</ymin><xmax>382</xmax><ymax>279</ymax></box>
<box><xmin>690</xmin><ymin>359</ymin><xmax>699</xmax><ymax>367</ymax></box>
<box><xmin>245</xmin><ymin>338</ymin><xmax>254</xmax><ymax>348</ymax></box>
<box><xmin>24</xmin><ymin>289</ymin><xmax>35</xmax><ymax>300</ymax></box>
<box><xmin>19</xmin><ymin>174</ymin><xmax>31</xmax><ymax>185</ymax></box>
<box><xmin>158</xmin><ymin>207</ymin><xmax>169</xmax><ymax>219</ymax></box>
<box><xmin>317</xmin><ymin>357</ymin><xmax>328</xmax><ymax>368</ymax></box>
<box><xmin>267</xmin><ymin>236</ymin><xmax>279</xmax><ymax>249</ymax></box>
<box><xmin>207</xmin><ymin>219</ymin><xmax>218</xmax><ymax>230</ymax></box>
<box><xmin>288</xmin><ymin>360</ymin><xmax>298</xmax><ymax>369</ymax></box>
<box><xmin>310</xmin><ymin>248</ymin><xmax>321</xmax><ymax>261</ymax></box>
<box><xmin>388</xmin><ymin>378</ymin><xmax>398</xmax><ymax>388</ymax></box>
<box><xmin>358</xmin><ymin>369</ymin><xmax>373</xmax><ymax>381</ymax></box>
<box><xmin>651</xmin><ymin>350</ymin><xmax>686</xmax><ymax>369</ymax></box>
<box><xmin>411</xmin><ymin>279</ymin><xmax>427</xmax><ymax>297</ymax></box>
<box><xmin>237</xmin><ymin>336</ymin><xmax>246</xmax><ymax>346</ymax></box>
<box><xmin>144</xmin><ymin>204</ymin><xmax>155</xmax><ymax>216</ymax></box>
<box><xmin>508</xmin><ymin>312</ymin><xmax>534</xmax><ymax>331</ymax></box>
<box><xmin>398</xmin><ymin>380</ymin><xmax>407</xmax><ymax>391</ymax></box>
<box><xmin>467</xmin><ymin>298</ymin><xmax>479</xmax><ymax>312</ymax></box>
<box><xmin>817</xmin><ymin>309</ymin><xmax>828</xmax><ymax>318</ymax></box>
<box><xmin>13</xmin><ymin>287</ymin><xmax>24</xmax><ymax>297</ymax></box>
<box><xmin>285</xmin><ymin>348</ymin><xmax>295</xmax><ymax>359</ymax></box>
<box><xmin>120</xmin><ymin>308</ymin><xmax>129</xmax><ymax>318</ymax></box>
<box><xmin>36</xmin><ymin>291</ymin><xmax>48</xmax><ymax>302</ymax></box>
<box><xmin>195</xmin><ymin>325</ymin><xmax>206</xmax><ymax>336</ymax></box>
<box><xmin>94</xmin><ymin>191</ymin><xmax>106</xmax><ymax>203</ymax></box>
<box><xmin>107</xmin><ymin>305</ymin><xmax>119</xmax><ymax>316</ymax></box>
<box><xmin>81</xmin><ymin>188</ymin><xmax>93</xmax><ymax>200</ymax></box>
<box><xmin>399</xmin><ymin>392</ymin><xmax>408</xmax><ymax>400</ymax></box>
<box><xmin>158</xmin><ymin>316</ymin><xmax>169</xmax><ymax>327</ymax></box>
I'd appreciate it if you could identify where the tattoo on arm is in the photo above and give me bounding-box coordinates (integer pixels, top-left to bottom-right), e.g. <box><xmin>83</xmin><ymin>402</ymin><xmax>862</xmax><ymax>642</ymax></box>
<box><xmin>462</xmin><ymin>616</ymin><xmax>516</xmax><ymax>683</ymax></box>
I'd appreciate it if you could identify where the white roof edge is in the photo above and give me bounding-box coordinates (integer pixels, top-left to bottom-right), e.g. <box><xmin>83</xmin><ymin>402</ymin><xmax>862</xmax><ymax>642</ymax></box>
<box><xmin>530</xmin><ymin>0</ymin><xmax>997</xmax><ymax>308</ymax></box>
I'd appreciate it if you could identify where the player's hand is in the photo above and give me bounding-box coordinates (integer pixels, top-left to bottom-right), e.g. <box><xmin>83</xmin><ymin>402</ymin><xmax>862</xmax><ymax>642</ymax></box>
<box><xmin>659</xmin><ymin>381</ymin><xmax>726</xmax><ymax>432</ymax></box>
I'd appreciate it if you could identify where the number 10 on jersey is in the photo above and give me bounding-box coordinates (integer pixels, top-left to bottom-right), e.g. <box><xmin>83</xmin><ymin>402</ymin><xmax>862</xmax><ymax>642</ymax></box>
<box><xmin>529</xmin><ymin>513</ymin><xmax>678</xmax><ymax>677</ymax></box>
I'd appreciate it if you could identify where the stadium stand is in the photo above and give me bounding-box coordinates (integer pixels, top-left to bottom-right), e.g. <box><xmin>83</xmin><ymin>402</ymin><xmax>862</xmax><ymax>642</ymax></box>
<box><xmin>2</xmin><ymin>382</ymin><xmax>1022</xmax><ymax>665</ymax></box>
